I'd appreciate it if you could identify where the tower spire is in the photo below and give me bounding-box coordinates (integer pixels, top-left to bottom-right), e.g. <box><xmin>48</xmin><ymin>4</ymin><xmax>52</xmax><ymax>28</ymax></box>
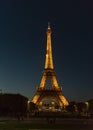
<box><xmin>48</xmin><ymin>22</ymin><xmax>50</xmax><ymax>29</ymax></box>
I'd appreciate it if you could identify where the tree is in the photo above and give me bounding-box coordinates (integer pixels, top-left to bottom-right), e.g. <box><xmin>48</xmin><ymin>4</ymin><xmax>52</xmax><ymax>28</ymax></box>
<box><xmin>87</xmin><ymin>99</ymin><xmax>93</xmax><ymax>116</ymax></box>
<box><xmin>66</xmin><ymin>101</ymin><xmax>77</xmax><ymax>113</ymax></box>
<box><xmin>76</xmin><ymin>102</ymin><xmax>86</xmax><ymax>115</ymax></box>
<box><xmin>0</xmin><ymin>93</ymin><xmax>28</xmax><ymax>116</ymax></box>
<box><xmin>29</xmin><ymin>102</ymin><xmax>38</xmax><ymax>112</ymax></box>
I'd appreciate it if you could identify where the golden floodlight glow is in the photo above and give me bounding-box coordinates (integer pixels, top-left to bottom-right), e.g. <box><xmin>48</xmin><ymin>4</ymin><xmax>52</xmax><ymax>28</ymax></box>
<box><xmin>31</xmin><ymin>24</ymin><xmax>69</xmax><ymax>107</ymax></box>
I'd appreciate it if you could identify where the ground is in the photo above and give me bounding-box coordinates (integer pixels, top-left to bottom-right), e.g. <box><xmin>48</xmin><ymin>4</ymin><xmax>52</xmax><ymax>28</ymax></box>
<box><xmin>0</xmin><ymin>117</ymin><xmax>93</xmax><ymax>130</ymax></box>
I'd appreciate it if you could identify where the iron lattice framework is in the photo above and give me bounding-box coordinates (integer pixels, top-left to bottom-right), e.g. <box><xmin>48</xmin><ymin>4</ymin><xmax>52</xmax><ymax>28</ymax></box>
<box><xmin>31</xmin><ymin>24</ymin><xmax>69</xmax><ymax>107</ymax></box>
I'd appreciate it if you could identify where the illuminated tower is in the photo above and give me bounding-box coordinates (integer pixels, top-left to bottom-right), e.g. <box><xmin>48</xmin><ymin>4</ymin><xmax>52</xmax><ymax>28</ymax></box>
<box><xmin>31</xmin><ymin>23</ymin><xmax>69</xmax><ymax>107</ymax></box>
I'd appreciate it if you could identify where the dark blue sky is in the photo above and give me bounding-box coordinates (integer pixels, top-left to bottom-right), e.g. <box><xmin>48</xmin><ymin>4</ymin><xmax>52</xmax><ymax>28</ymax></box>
<box><xmin>0</xmin><ymin>0</ymin><xmax>93</xmax><ymax>102</ymax></box>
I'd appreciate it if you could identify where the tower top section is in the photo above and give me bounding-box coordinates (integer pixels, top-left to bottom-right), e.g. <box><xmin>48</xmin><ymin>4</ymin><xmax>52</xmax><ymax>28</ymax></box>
<box><xmin>45</xmin><ymin>23</ymin><xmax>54</xmax><ymax>69</ymax></box>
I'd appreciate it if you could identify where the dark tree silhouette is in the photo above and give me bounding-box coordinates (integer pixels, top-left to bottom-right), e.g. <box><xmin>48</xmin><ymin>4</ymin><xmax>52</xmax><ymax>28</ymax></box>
<box><xmin>87</xmin><ymin>99</ymin><xmax>93</xmax><ymax>116</ymax></box>
<box><xmin>0</xmin><ymin>93</ymin><xmax>28</xmax><ymax>116</ymax></box>
<box><xmin>66</xmin><ymin>101</ymin><xmax>76</xmax><ymax>113</ymax></box>
<box><xmin>29</xmin><ymin>102</ymin><xmax>38</xmax><ymax>112</ymax></box>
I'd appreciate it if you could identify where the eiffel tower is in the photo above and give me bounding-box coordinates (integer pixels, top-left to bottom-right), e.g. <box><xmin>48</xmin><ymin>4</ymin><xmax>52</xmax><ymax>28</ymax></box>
<box><xmin>31</xmin><ymin>23</ymin><xmax>69</xmax><ymax>107</ymax></box>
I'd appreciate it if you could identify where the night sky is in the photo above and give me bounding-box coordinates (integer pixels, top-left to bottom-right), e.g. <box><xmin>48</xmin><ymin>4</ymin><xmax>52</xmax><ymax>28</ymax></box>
<box><xmin>0</xmin><ymin>0</ymin><xmax>93</xmax><ymax>102</ymax></box>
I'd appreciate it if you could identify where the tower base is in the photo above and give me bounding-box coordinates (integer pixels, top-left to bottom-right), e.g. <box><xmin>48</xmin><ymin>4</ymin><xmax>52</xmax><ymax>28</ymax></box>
<box><xmin>32</xmin><ymin>88</ymin><xmax>69</xmax><ymax>107</ymax></box>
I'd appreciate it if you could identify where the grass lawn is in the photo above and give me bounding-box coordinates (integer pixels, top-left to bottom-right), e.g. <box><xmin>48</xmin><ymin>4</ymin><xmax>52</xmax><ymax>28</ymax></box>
<box><xmin>0</xmin><ymin>121</ymin><xmax>93</xmax><ymax>130</ymax></box>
